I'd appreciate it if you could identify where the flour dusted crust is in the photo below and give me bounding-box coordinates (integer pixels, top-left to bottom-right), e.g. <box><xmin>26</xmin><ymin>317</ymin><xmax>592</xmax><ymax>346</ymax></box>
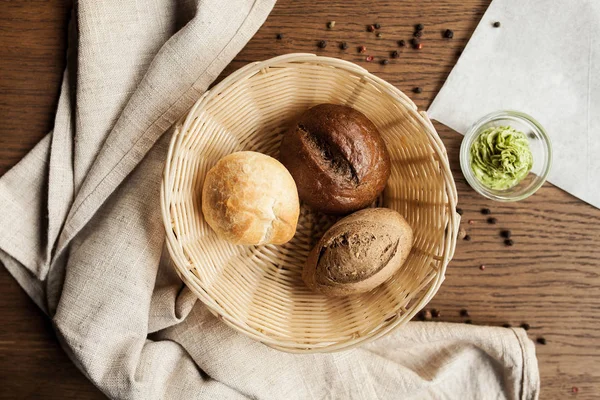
<box><xmin>302</xmin><ymin>208</ymin><xmax>413</xmax><ymax>296</ymax></box>
<box><xmin>201</xmin><ymin>151</ymin><xmax>300</xmax><ymax>245</ymax></box>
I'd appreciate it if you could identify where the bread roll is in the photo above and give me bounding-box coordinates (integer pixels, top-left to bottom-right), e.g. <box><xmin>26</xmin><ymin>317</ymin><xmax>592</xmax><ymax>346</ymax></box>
<box><xmin>201</xmin><ymin>151</ymin><xmax>299</xmax><ymax>245</ymax></box>
<box><xmin>279</xmin><ymin>104</ymin><xmax>391</xmax><ymax>215</ymax></box>
<box><xmin>302</xmin><ymin>208</ymin><xmax>413</xmax><ymax>296</ymax></box>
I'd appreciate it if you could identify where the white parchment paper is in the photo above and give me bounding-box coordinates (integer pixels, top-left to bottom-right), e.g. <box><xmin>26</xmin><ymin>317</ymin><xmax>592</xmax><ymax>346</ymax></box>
<box><xmin>428</xmin><ymin>0</ymin><xmax>600</xmax><ymax>208</ymax></box>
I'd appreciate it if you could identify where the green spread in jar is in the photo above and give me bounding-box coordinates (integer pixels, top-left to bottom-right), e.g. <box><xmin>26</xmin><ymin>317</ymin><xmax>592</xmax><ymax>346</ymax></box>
<box><xmin>470</xmin><ymin>126</ymin><xmax>533</xmax><ymax>190</ymax></box>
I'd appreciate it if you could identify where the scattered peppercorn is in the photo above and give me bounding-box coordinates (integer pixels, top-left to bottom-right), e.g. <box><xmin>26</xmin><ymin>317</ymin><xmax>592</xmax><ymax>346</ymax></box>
<box><xmin>416</xmin><ymin>43</ymin><xmax>423</xmax><ymax>50</ymax></box>
<box><xmin>398</xmin><ymin>39</ymin><xmax>406</xmax><ymax>47</ymax></box>
<box><xmin>493</xmin><ymin>21</ymin><xmax>501</xmax><ymax>28</ymax></box>
<box><xmin>479</xmin><ymin>264</ymin><xmax>486</xmax><ymax>271</ymax></box>
<box><xmin>465</xmin><ymin>319</ymin><xmax>473</xmax><ymax>324</ymax></box>
<box><xmin>460</xmin><ymin>309</ymin><xmax>469</xmax><ymax>317</ymax></box>
<box><xmin>572</xmin><ymin>386</ymin><xmax>579</xmax><ymax>394</ymax></box>
<box><xmin>415</xmin><ymin>23</ymin><xmax>424</xmax><ymax>31</ymax></box>
<box><xmin>487</xmin><ymin>217</ymin><xmax>498</xmax><ymax>224</ymax></box>
<box><xmin>410</xmin><ymin>38</ymin><xmax>420</xmax><ymax>47</ymax></box>
<box><xmin>318</xmin><ymin>40</ymin><xmax>327</xmax><ymax>48</ymax></box>
<box><xmin>500</xmin><ymin>230</ymin><xmax>512</xmax><ymax>239</ymax></box>
<box><xmin>423</xmin><ymin>309</ymin><xmax>433</xmax><ymax>320</ymax></box>
<box><xmin>502</xmin><ymin>323</ymin><xmax>512</xmax><ymax>328</ymax></box>
<box><xmin>340</xmin><ymin>42</ymin><xmax>348</xmax><ymax>50</ymax></box>
<box><xmin>444</xmin><ymin>29</ymin><xmax>454</xmax><ymax>39</ymax></box>
<box><xmin>464</xmin><ymin>235</ymin><xmax>471</xmax><ymax>241</ymax></box>
<box><xmin>327</xmin><ymin>21</ymin><xmax>336</xmax><ymax>29</ymax></box>
<box><xmin>380</xmin><ymin>59</ymin><xmax>389</xmax><ymax>65</ymax></box>
<box><xmin>413</xmin><ymin>87</ymin><xmax>422</xmax><ymax>94</ymax></box>
<box><xmin>276</xmin><ymin>33</ymin><xmax>284</xmax><ymax>40</ymax></box>
<box><xmin>431</xmin><ymin>309</ymin><xmax>441</xmax><ymax>318</ymax></box>
<box><xmin>374</xmin><ymin>23</ymin><xmax>381</xmax><ymax>29</ymax></box>
<box><xmin>481</xmin><ymin>208</ymin><xmax>491</xmax><ymax>215</ymax></box>
<box><xmin>359</xmin><ymin>45</ymin><xmax>367</xmax><ymax>53</ymax></box>
<box><xmin>366</xmin><ymin>55</ymin><xmax>374</xmax><ymax>62</ymax></box>
<box><xmin>414</xmin><ymin>30</ymin><xmax>423</xmax><ymax>38</ymax></box>
<box><xmin>391</xmin><ymin>50</ymin><xmax>399</xmax><ymax>58</ymax></box>
<box><xmin>520</xmin><ymin>323</ymin><xmax>531</xmax><ymax>331</ymax></box>
<box><xmin>376</xmin><ymin>32</ymin><xmax>383</xmax><ymax>38</ymax></box>
<box><xmin>367</xmin><ymin>25</ymin><xmax>375</xmax><ymax>32</ymax></box>
<box><xmin>456</xmin><ymin>207</ymin><xmax>464</xmax><ymax>215</ymax></box>
<box><xmin>469</xmin><ymin>219</ymin><xmax>476</xmax><ymax>225</ymax></box>
<box><xmin>536</xmin><ymin>337</ymin><xmax>546</xmax><ymax>345</ymax></box>
<box><xmin>505</xmin><ymin>239</ymin><xmax>514</xmax><ymax>246</ymax></box>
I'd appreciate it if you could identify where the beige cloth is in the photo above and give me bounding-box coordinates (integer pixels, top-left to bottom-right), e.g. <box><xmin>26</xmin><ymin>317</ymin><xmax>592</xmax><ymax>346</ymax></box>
<box><xmin>0</xmin><ymin>1</ymin><xmax>540</xmax><ymax>399</ymax></box>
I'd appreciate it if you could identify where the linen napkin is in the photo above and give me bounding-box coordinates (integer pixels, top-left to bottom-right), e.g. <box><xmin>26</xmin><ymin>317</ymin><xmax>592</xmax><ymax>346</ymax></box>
<box><xmin>428</xmin><ymin>0</ymin><xmax>600</xmax><ymax>208</ymax></box>
<box><xmin>0</xmin><ymin>1</ymin><xmax>540</xmax><ymax>399</ymax></box>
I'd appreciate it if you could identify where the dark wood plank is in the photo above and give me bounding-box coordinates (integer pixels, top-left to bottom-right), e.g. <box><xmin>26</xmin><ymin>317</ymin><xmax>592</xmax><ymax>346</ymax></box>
<box><xmin>1</xmin><ymin>0</ymin><xmax>598</xmax><ymax>399</ymax></box>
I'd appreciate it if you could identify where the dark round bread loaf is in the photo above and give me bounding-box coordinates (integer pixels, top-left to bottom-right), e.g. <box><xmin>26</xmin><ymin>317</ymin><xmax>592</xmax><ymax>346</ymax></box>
<box><xmin>279</xmin><ymin>104</ymin><xmax>391</xmax><ymax>214</ymax></box>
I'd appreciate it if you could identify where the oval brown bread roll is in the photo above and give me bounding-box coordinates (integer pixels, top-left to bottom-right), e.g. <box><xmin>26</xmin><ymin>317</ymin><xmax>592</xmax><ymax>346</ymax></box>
<box><xmin>279</xmin><ymin>104</ymin><xmax>390</xmax><ymax>215</ymax></box>
<box><xmin>201</xmin><ymin>151</ymin><xmax>300</xmax><ymax>245</ymax></box>
<box><xmin>302</xmin><ymin>208</ymin><xmax>413</xmax><ymax>296</ymax></box>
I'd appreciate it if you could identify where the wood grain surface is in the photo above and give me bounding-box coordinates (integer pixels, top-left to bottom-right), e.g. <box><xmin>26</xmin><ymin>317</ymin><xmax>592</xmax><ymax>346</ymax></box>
<box><xmin>1</xmin><ymin>0</ymin><xmax>598</xmax><ymax>399</ymax></box>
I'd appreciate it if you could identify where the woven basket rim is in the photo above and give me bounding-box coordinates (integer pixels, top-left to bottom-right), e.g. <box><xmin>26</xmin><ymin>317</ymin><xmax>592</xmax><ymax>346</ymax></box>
<box><xmin>161</xmin><ymin>53</ymin><xmax>459</xmax><ymax>353</ymax></box>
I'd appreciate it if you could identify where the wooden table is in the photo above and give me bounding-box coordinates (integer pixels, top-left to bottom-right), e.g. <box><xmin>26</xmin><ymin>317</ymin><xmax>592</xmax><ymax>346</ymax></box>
<box><xmin>1</xmin><ymin>0</ymin><xmax>598</xmax><ymax>398</ymax></box>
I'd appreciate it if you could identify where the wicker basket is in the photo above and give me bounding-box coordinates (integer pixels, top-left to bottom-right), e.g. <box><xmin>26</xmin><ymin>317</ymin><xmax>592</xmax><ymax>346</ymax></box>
<box><xmin>161</xmin><ymin>54</ymin><xmax>459</xmax><ymax>353</ymax></box>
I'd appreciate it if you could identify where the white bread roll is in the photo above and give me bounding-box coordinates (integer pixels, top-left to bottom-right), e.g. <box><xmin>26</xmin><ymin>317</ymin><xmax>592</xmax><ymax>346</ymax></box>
<box><xmin>201</xmin><ymin>151</ymin><xmax>300</xmax><ymax>245</ymax></box>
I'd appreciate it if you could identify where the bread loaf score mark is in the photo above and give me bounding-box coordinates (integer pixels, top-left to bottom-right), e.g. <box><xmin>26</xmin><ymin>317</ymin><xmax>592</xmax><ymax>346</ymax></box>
<box><xmin>315</xmin><ymin>222</ymin><xmax>401</xmax><ymax>285</ymax></box>
<box><xmin>298</xmin><ymin>123</ymin><xmax>360</xmax><ymax>186</ymax></box>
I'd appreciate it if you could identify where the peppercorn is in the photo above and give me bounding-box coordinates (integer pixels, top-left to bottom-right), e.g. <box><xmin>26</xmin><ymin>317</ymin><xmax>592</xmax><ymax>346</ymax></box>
<box><xmin>500</xmin><ymin>230</ymin><xmax>512</xmax><ymax>239</ymax></box>
<box><xmin>505</xmin><ymin>239</ymin><xmax>514</xmax><ymax>246</ymax></box>
<box><xmin>367</xmin><ymin>25</ymin><xmax>375</xmax><ymax>32</ymax></box>
<box><xmin>460</xmin><ymin>309</ymin><xmax>469</xmax><ymax>317</ymax></box>
<box><xmin>415</xmin><ymin>23</ymin><xmax>424</xmax><ymax>31</ymax></box>
<box><xmin>410</xmin><ymin>38</ymin><xmax>420</xmax><ymax>47</ymax></box>
<box><xmin>493</xmin><ymin>21</ymin><xmax>501</xmax><ymax>28</ymax></box>
<box><xmin>479</xmin><ymin>264</ymin><xmax>486</xmax><ymax>271</ymax></box>
<box><xmin>413</xmin><ymin>30</ymin><xmax>423</xmax><ymax>38</ymax></box>
<box><xmin>391</xmin><ymin>50</ymin><xmax>399</xmax><ymax>58</ymax></box>
<box><xmin>487</xmin><ymin>217</ymin><xmax>498</xmax><ymax>224</ymax></box>
<box><xmin>398</xmin><ymin>39</ymin><xmax>406</xmax><ymax>47</ymax></box>
<box><xmin>464</xmin><ymin>235</ymin><xmax>471</xmax><ymax>241</ymax></box>
<box><xmin>572</xmin><ymin>387</ymin><xmax>579</xmax><ymax>394</ymax></box>
<box><xmin>431</xmin><ymin>309</ymin><xmax>441</xmax><ymax>318</ymax></box>
<box><xmin>520</xmin><ymin>323</ymin><xmax>531</xmax><ymax>331</ymax></box>
<box><xmin>318</xmin><ymin>40</ymin><xmax>327</xmax><ymax>48</ymax></box>
<box><xmin>423</xmin><ymin>309</ymin><xmax>433</xmax><ymax>321</ymax></box>
<box><xmin>444</xmin><ymin>29</ymin><xmax>454</xmax><ymax>39</ymax></box>
<box><xmin>365</xmin><ymin>55</ymin><xmax>374</xmax><ymax>62</ymax></box>
<box><xmin>276</xmin><ymin>33</ymin><xmax>284</xmax><ymax>40</ymax></box>
<box><xmin>327</xmin><ymin>21</ymin><xmax>336</xmax><ymax>29</ymax></box>
<box><xmin>376</xmin><ymin>32</ymin><xmax>383</xmax><ymax>38</ymax></box>
<box><xmin>468</xmin><ymin>219</ymin><xmax>475</xmax><ymax>225</ymax></box>
<box><xmin>359</xmin><ymin>45</ymin><xmax>367</xmax><ymax>53</ymax></box>
<box><xmin>481</xmin><ymin>208</ymin><xmax>491</xmax><ymax>215</ymax></box>
<box><xmin>415</xmin><ymin>43</ymin><xmax>423</xmax><ymax>50</ymax></box>
<box><xmin>536</xmin><ymin>337</ymin><xmax>546</xmax><ymax>345</ymax></box>
<box><xmin>340</xmin><ymin>42</ymin><xmax>348</xmax><ymax>50</ymax></box>
<box><xmin>413</xmin><ymin>87</ymin><xmax>422</xmax><ymax>94</ymax></box>
<box><xmin>374</xmin><ymin>23</ymin><xmax>381</xmax><ymax>29</ymax></box>
<box><xmin>502</xmin><ymin>323</ymin><xmax>511</xmax><ymax>328</ymax></box>
<box><xmin>456</xmin><ymin>207</ymin><xmax>464</xmax><ymax>215</ymax></box>
<box><xmin>380</xmin><ymin>59</ymin><xmax>389</xmax><ymax>65</ymax></box>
